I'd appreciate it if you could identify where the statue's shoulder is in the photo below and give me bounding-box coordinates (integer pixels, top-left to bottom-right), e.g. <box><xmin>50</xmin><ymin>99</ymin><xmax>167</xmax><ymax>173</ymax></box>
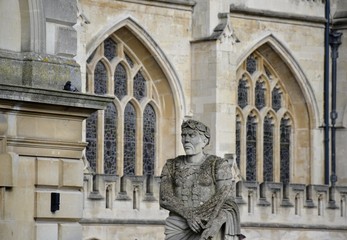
<box><xmin>164</xmin><ymin>155</ymin><xmax>185</xmax><ymax>171</ymax></box>
<box><xmin>205</xmin><ymin>155</ymin><xmax>229</xmax><ymax>167</ymax></box>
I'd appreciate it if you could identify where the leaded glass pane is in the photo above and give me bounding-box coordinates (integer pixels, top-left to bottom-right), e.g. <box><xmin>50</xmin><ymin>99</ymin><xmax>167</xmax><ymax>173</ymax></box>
<box><xmin>236</xmin><ymin>120</ymin><xmax>241</xmax><ymax>168</ymax></box>
<box><xmin>238</xmin><ymin>78</ymin><xmax>248</xmax><ymax>109</ymax></box>
<box><xmin>255</xmin><ymin>80</ymin><xmax>266</xmax><ymax>110</ymax></box>
<box><xmin>280</xmin><ymin>118</ymin><xmax>291</xmax><ymax>183</ymax></box>
<box><xmin>246</xmin><ymin>55</ymin><xmax>257</xmax><ymax>75</ymax></box>
<box><xmin>104</xmin><ymin>38</ymin><xmax>117</xmax><ymax>61</ymax></box>
<box><xmin>246</xmin><ymin>115</ymin><xmax>257</xmax><ymax>181</ymax></box>
<box><xmin>114</xmin><ymin>64</ymin><xmax>127</xmax><ymax>100</ymax></box>
<box><xmin>143</xmin><ymin>104</ymin><xmax>156</xmax><ymax>175</ymax></box>
<box><xmin>133</xmin><ymin>71</ymin><xmax>147</xmax><ymax>101</ymax></box>
<box><xmin>263</xmin><ymin>116</ymin><xmax>273</xmax><ymax>182</ymax></box>
<box><xmin>86</xmin><ymin>111</ymin><xmax>98</xmax><ymax>172</ymax></box>
<box><xmin>125</xmin><ymin>54</ymin><xmax>134</xmax><ymax>68</ymax></box>
<box><xmin>94</xmin><ymin>61</ymin><xmax>107</xmax><ymax>95</ymax></box>
<box><xmin>124</xmin><ymin>103</ymin><xmax>136</xmax><ymax>176</ymax></box>
<box><xmin>104</xmin><ymin>103</ymin><xmax>117</xmax><ymax>175</ymax></box>
<box><xmin>272</xmin><ymin>87</ymin><xmax>282</xmax><ymax>112</ymax></box>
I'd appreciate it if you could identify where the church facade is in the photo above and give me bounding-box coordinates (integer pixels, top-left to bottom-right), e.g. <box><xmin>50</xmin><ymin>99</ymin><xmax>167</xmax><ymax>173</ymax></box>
<box><xmin>1</xmin><ymin>0</ymin><xmax>347</xmax><ymax>239</ymax></box>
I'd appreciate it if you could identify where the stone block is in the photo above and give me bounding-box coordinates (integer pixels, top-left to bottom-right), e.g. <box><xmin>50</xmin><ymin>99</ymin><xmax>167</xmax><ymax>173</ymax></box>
<box><xmin>58</xmin><ymin>223</ymin><xmax>82</xmax><ymax>240</ymax></box>
<box><xmin>61</xmin><ymin>159</ymin><xmax>84</xmax><ymax>187</ymax></box>
<box><xmin>16</xmin><ymin>115</ymin><xmax>82</xmax><ymax>142</ymax></box>
<box><xmin>43</xmin><ymin>0</ymin><xmax>77</xmax><ymax>25</ymax></box>
<box><xmin>56</xmin><ymin>26</ymin><xmax>77</xmax><ymax>57</ymax></box>
<box><xmin>36</xmin><ymin>158</ymin><xmax>60</xmax><ymax>186</ymax></box>
<box><xmin>0</xmin><ymin>153</ymin><xmax>12</xmax><ymax>187</ymax></box>
<box><xmin>36</xmin><ymin>223</ymin><xmax>58</xmax><ymax>240</ymax></box>
<box><xmin>36</xmin><ymin>191</ymin><xmax>83</xmax><ymax>219</ymax></box>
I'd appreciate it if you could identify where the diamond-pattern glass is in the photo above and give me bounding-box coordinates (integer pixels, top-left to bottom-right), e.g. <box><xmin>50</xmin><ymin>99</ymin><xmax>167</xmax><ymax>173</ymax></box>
<box><xmin>143</xmin><ymin>104</ymin><xmax>156</xmax><ymax>175</ymax></box>
<box><xmin>124</xmin><ymin>103</ymin><xmax>136</xmax><ymax>176</ymax></box>
<box><xmin>114</xmin><ymin>64</ymin><xmax>127</xmax><ymax>100</ymax></box>
<box><xmin>238</xmin><ymin>78</ymin><xmax>248</xmax><ymax>109</ymax></box>
<box><xmin>104</xmin><ymin>38</ymin><xmax>117</xmax><ymax>61</ymax></box>
<box><xmin>86</xmin><ymin>111</ymin><xmax>98</xmax><ymax>172</ymax></box>
<box><xmin>280</xmin><ymin>118</ymin><xmax>291</xmax><ymax>183</ymax></box>
<box><xmin>255</xmin><ymin>80</ymin><xmax>266</xmax><ymax>110</ymax></box>
<box><xmin>246</xmin><ymin>55</ymin><xmax>257</xmax><ymax>75</ymax></box>
<box><xmin>246</xmin><ymin>115</ymin><xmax>257</xmax><ymax>181</ymax></box>
<box><xmin>133</xmin><ymin>71</ymin><xmax>146</xmax><ymax>101</ymax></box>
<box><xmin>263</xmin><ymin>115</ymin><xmax>273</xmax><ymax>182</ymax></box>
<box><xmin>272</xmin><ymin>86</ymin><xmax>282</xmax><ymax>112</ymax></box>
<box><xmin>94</xmin><ymin>61</ymin><xmax>107</xmax><ymax>95</ymax></box>
<box><xmin>104</xmin><ymin>103</ymin><xmax>117</xmax><ymax>175</ymax></box>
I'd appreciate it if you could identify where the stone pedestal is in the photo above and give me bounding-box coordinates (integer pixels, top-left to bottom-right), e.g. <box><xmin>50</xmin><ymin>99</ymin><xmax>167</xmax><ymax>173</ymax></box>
<box><xmin>0</xmin><ymin>84</ymin><xmax>112</xmax><ymax>240</ymax></box>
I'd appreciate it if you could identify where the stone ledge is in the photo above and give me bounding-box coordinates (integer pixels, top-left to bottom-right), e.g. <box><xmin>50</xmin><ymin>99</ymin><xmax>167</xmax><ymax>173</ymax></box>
<box><xmin>118</xmin><ymin>0</ymin><xmax>195</xmax><ymax>11</ymax></box>
<box><xmin>229</xmin><ymin>4</ymin><xmax>326</xmax><ymax>24</ymax></box>
<box><xmin>241</xmin><ymin>222</ymin><xmax>347</xmax><ymax>231</ymax></box>
<box><xmin>80</xmin><ymin>218</ymin><xmax>166</xmax><ymax>225</ymax></box>
<box><xmin>0</xmin><ymin>83</ymin><xmax>114</xmax><ymax>112</ymax></box>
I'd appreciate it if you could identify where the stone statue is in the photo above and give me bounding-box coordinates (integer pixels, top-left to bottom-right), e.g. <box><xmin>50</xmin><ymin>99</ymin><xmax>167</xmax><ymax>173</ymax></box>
<box><xmin>160</xmin><ymin>119</ymin><xmax>245</xmax><ymax>240</ymax></box>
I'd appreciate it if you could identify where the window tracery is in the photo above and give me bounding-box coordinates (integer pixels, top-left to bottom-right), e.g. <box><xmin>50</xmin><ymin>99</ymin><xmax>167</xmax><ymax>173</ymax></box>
<box><xmin>85</xmin><ymin>35</ymin><xmax>159</xmax><ymax>176</ymax></box>
<box><xmin>236</xmin><ymin>52</ymin><xmax>293</xmax><ymax>183</ymax></box>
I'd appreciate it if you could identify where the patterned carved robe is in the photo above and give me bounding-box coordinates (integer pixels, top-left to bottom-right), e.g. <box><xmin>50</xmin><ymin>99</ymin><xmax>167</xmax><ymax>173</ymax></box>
<box><xmin>160</xmin><ymin>155</ymin><xmax>241</xmax><ymax>240</ymax></box>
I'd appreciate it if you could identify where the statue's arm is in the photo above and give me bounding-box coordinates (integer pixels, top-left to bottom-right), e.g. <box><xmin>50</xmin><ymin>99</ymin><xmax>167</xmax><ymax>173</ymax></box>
<box><xmin>159</xmin><ymin>161</ymin><xmax>189</xmax><ymax>218</ymax></box>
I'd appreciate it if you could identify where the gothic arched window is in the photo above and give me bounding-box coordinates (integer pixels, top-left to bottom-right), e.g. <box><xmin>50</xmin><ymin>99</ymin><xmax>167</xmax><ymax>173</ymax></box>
<box><xmin>236</xmin><ymin>52</ymin><xmax>294</xmax><ymax>183</ymax></box>
<box><xmin>85</xmin><ymin>35</ymin><xmax>160</xmax><ymax>176</ymax></box>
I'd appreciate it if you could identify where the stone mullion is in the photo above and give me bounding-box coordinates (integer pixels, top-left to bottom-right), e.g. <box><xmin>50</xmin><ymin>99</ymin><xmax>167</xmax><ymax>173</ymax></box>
<box><xmin>117</xmin><ymin>105</ymin><xmax>125</xmax><ymax>176</ymax></box>
<box><xmin>240</xmin><ymin>112</ymin><xmax>247</xmax><ymax>179</ymax></box>
<box><xmin>136</xmin><ymin>106</ymin><xmax>144</xmax><ymax>176</ymax></box>
<box><xmin>257</xmin><ymin>116</ymin><xmax>264</xmax><ymax>183</ymax></box>
<box><xmin>273</xmin><ymin>117</ymin><xmax>281</xmax><ymax>182</ymax></box>
<box><xmin>97</xmin><ymin>110</ymin><xmax>105</xmax><ymax>174</ymax></box>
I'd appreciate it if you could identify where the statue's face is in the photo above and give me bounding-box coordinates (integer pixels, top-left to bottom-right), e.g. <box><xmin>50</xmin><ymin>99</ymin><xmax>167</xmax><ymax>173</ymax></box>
<box><xmin>181</xmin><ymin>128</ymin><xmax>207</xmax><ymax>155</ymax></box>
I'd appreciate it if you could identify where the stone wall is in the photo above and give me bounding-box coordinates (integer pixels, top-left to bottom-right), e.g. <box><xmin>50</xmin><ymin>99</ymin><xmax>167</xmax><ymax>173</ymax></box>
<box><xmin>82</xmin><ymin>174</ymin><xmax>347</xmax><ymax>240</ymax></box>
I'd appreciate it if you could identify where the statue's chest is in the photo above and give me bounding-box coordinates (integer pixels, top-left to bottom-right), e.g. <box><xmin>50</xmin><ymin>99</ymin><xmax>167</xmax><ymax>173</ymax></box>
<box><xmin>173</xmin><ymin>161</ymin><xmax>215</xmax><ymax>206</ymax></box>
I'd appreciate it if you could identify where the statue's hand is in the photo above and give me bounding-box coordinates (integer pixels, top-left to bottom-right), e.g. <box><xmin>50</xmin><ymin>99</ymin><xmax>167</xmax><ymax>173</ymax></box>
<box><xmin>199</xmin><ymin>211</ymin><xmax>227</xmax><ymax>240</ymax></box>
<box><xmin>200</xmin><ymin>226</ymin><xmax>219</xmax><ymax>240</ymax></box>
<box><xmin>186</xmin><ymin>213</ymin><xmax>204</xmax><ymax>233</ymax></box>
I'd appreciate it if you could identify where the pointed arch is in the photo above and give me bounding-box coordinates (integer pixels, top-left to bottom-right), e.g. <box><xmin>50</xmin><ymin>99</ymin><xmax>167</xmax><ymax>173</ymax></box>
<box><xmin>237</xmin><ymin>33</ymin><xmax>318</xmax><ymax>128</ymax></box>
<box><xmin>236</xmin><ymin>33</ymin><xmax>315</xmax><ymax>184</ymax></box>
<box><xmin>86</xmin><ymin>15</ymin><xmax>186</xmax><ymax>119</ymax></box>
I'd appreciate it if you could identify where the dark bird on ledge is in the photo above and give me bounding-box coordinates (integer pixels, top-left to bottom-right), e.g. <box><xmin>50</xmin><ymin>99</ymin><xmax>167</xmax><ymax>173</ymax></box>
<box><xmin>63</xmin><ymin>81</ymin><xmax>79</xmax><ymax>92</ymax></box>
